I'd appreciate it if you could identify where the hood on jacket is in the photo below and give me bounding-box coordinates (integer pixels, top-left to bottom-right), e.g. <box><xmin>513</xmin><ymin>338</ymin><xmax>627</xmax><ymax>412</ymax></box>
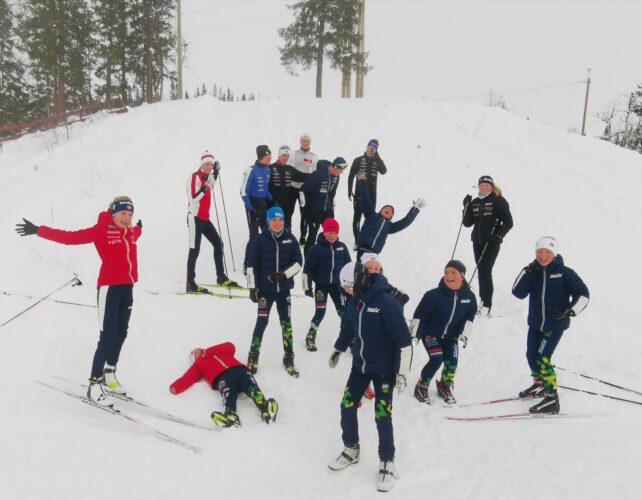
<box><xmin>316</xmin><ymin>159</ymin><xmax>332</xmax><ymax>172</ymax></box>
<box><xmin>360</xmin><ymin>273</ymin><xmax>390</xmax><ymax>304</ymax></box>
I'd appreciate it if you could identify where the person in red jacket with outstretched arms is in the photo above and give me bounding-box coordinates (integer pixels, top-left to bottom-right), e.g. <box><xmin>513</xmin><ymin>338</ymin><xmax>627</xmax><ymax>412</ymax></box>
<box><xmin>170</xmin><ymin>342</ymin><xmax>278</xmax><ymax>428</ymax></box>
<box><xmin>15</xmin><ymin>196</ymin><xmax>141</xmax><ymax>407</ymax></box>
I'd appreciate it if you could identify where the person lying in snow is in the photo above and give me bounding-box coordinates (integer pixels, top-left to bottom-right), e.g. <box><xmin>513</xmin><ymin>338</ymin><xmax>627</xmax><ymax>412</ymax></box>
<box><xmin>169</xmin><ymin>342</ymin><xmax>278</xmax><ymax>428</ymax></box>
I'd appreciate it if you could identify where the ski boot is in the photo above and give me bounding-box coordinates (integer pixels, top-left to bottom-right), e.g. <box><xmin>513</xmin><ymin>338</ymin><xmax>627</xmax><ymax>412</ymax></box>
<box><xmin>529</xmin><ymin>390</ymin><xmax>560</xmax><ymax>415</ymax></box>
<box><xmin>247</xmin><ymin>349</ymin><xmax>260</xmax><ymax>374</ymax></box>
<box><xmin>87</xmin><ymin>377</ymin><xmax>113</xmax><ymax>407</ymax></box>
<box><xmin>377</xmin><ymin>459</ymin><xmax>397</xmax><ymax>492</ymax></box>
<box><xmin>305</xmin><ymin>325</ymin><xmax>318</xmax><ymax>352</ymax></box>
<box><xmin>519</xmin><ymin>381</ymin><xmax>545</xmax><ymax>399</ymax></box>
<box><xmin>217</xmin><ymin>275</ymin><xmax>240</xmax><ymax>288</ymax></box>
<box><xmin>103</xmin><ymin>364</ymin><xmax>126</xmax><ymax>395</ymax></box>
<box><xmin>259</xmin><ymin>398</ymin><xmax>279</xmax><ymax>424</ymax></box>
<box><xmin>283</xmin><ymin>353</ymin><xmax>300</xmax><ymax>378</ymax></box>
<box><xmin>328</xmin><ymin>444</ymin><xmax>360</xmax><ymax>471</ymax></box>
<box><xmin>436</xmin><ymin>380</ymin><xmax>456</xmax><ymax>404</ymax></box>
<box><xmin>414</xmin><ymin>380</ymin><xmax>431</xmax><ymax>404</ymax></box>
<box><xmin>186</xmin><ymin>282</ymin><xmax>210</xmax><ymax>294</ymax></box>
<box><xmin>211</xmin><ymin>409</ymin><xmax>241</xmax><ymax>428</ymax></box>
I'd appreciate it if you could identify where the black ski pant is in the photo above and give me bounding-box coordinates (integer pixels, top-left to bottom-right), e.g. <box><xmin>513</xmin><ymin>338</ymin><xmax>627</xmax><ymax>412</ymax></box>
<box><xmin>352</xmin><ymin>191</ymin><xmax>377</xmax><ymax>243</ymax></box>
<box><xmin>214</xmin><ymin>366</ymin><xmax>267</xmax><ymax>413</ymax></box>
<box><xmin>472</xmin><ymin>240</ymin><xmax>501</xmax><ymax>309</ymax></box>
<box><xmin>340</xmin><ymin>369</ymin><xmax>396</xmax><ymax>461</ymax></box>
<box><xmin>92</xmin><ymin>284</ymin><xmax>133</xmax><ymax>379</ymax></box>
<box><xmin>271</xmin><ymin>188</ymin><xmax>298</xmax><ymax>230</ymax></box>
<box><xmin>303</xmin><ymin>210</ymin><xmax>334</xmax><ymax>256</ymax></box>
<box><xmin>251</xmin><ymin>290</ymin><xmax>293</xmax><ymax>355</ymax></box>
<box><xmin>310</xmin><ymin>283</ymin><xmax>346</xmax><ymax>329</ymax></box>
<box><xmin>186</xmin><ymin>215</ymin><xmax>225</xmax><ymax>283</ymax></box>
<box><xmin>244</xmin><ymin>205</ymin><xmax>267</xmax><ymax>269</ymax></box>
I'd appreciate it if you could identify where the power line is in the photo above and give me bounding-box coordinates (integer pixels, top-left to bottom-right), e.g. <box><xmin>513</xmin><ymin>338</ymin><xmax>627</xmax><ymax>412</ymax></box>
<box><xmin>433</xmin><ymin>80</ymin><xmax>587</xmax><ymax>101</ymax></box>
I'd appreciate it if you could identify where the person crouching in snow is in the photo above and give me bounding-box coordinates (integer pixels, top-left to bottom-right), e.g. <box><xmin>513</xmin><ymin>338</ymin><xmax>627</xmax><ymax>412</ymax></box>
<box><xmin>15</xmin><ymin>196</ymin><xmax>142</xmax><ymax>407</ymax></box>
<box><xmin>170</xmin><ymin>342</ymin><xmax>278</xmax><ymax>428</ymax></box>
<box><xmin>511</xmin><ymin>236</ymin><xmax>589</xmax><ymax>415</ymax></box>
<box><xmin>410</xmin><ymin>260</ymin><xmax>477</xmax><ymax>405</ymax></box>
<box><xmin>246</xmin><ymin>206</ymin><xmax>303</xmax><ymax>377</ymax></box>
<box><xmin>302</xmin><ymin>217</ymin><xmax>351</xmax><ymax>352</ymax></box>
<box><xmin>328</xmin><ymin>255</ymin><xmax>412</xmax><ymax>493</ymax></box>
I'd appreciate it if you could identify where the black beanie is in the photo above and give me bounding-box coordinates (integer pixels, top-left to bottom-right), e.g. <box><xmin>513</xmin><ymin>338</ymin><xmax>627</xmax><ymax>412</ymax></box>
<box><xmin>478</xmin><ymin>175</ymin><xmax>494</xmax><ymax>185</ymax></box>
<box><xmin>256</xmin><ymin>145</ymin><xmax>271</xmax><ymax>159</ymax></box>
<box><xmin>445</xmin><ymin>259</ymin><xmax>466</xmax><ymax>276</ymax></box>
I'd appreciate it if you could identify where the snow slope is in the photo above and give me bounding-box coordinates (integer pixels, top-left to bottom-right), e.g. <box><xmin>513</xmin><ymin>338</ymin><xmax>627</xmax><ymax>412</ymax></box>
<box><xmin>1</xmin><ymin>96</ymin><xmax>642</xmax><ymax>500</ymax></box>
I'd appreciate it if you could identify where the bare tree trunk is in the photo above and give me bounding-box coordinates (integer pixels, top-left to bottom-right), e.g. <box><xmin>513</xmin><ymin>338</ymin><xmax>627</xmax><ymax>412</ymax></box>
<box><xmin>315</xmin><ymin>18</ymin><xmax>324</xmax><ymax>98</ymax></box>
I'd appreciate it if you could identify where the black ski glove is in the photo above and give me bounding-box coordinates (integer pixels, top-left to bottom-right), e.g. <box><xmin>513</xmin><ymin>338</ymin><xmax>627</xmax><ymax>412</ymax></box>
<box><xmin>389</xmin><ymin>287</ymin><xmax>409</xmax><ymax>306</ymax></box>
<box><xmin>463</xmin><ymin>194</ymin><xmax>472</xmax><ymax>207</ymax></box>
<box><xmin>305</xmin><ymin>289</ymin><xmax>314</xmax><ymax>298</ymax></box>
<box><xmin>15</xmin><ymin>218</ymin><xmax>39</xmax><ymax>236</ymax></box>
<box><xmin>249</xmin><ymin>288</ymin><xmax>260</xmax><ymax>303</ymax></box>
<box><xmin>489</xmin><ymin>233</ymin><xmax>503</xmax><ymax>244</ymax></box>
<box><xmin>268</xmin><ymin>272</ymin><xmax>287</xmax><ymax>284</ymax></box>
<box><xmin>554</xmin><ymin>308</ymin><xmax>575</xmax><ymax>320</ymax></box>
<box><xmin>526</xmin><ymin>261</ymin><xmax>542</xmax><ymax>274</ymax></box>
<box><xmin>136</xmin><ymin>220</ymin><xmax>143</xmax><ymax>228</ymax></box>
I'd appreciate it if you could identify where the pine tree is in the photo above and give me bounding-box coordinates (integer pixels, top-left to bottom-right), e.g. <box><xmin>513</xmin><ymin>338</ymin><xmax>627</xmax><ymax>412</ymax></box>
<box><xmin>129</xmin><ymin>0</ymin><xmax>176</xmax><ymax>104</ymax></box>
<box><xmin>0</xmin><ymin>0</ymin><xmax>30</xmax><ymax>126</ymax></box>
<box><xmin>279</xmin><ymin>0</ymin><xmax>366</xmax><ymax>98</ymax></box>
<box><xmin>20</xmin><ymin>0</ymin><xmax>95</xmax><ymax>117</ymax></box>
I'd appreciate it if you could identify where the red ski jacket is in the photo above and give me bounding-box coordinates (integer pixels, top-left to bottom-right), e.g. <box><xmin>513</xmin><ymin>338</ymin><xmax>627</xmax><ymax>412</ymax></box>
<box><xmin>37</xmin><ymin>211</ymin><xmax>141</xmax><ymax>287</ymax></box>
<box><xmin>187</xmin><ymin>168</ymin><xmax>214</xmax><ymax>221</ymax></box>
<box><xmin>170</xmin><ymin>342</ymin><xmax>246</xmax><ymax>395</ymax></box>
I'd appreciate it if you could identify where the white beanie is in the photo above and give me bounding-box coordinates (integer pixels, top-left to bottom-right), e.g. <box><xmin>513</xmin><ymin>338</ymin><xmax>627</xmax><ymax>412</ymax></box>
<box><xmin>278</xmin><ymin>145</ymin><xmax>291</xmax><ymax>156</ymax></box>
<box><xmin>360</xmin><ymin>253</ymin><xmax>380</xmax><ymax>265</ymax></box>
<box><xmin>201</xmin><ymin>151</ymin><xmax>215</xmax><ymax>166</ymax></box>
<box><xmin>535</xmin><ymin>236</ymin><xmax>558</xmax><ymax>256</ymax></box>
<box><xmin>340</xmin><ymin>262</ymin><xmax>355</xmax><ymax>287</ymax></box>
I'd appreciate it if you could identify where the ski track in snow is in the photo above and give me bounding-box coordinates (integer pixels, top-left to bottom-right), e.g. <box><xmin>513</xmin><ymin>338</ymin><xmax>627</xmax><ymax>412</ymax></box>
<box><xmin>1</xmin><ymin>97</ymin><xmax>642</xmax><ymax>499</ymax></box>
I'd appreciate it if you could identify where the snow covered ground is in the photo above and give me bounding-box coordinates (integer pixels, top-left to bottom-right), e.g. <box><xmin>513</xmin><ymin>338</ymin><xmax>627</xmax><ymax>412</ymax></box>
<box><xmin>1</xmin><ymin>96</ymin><xmax>642</xmax><ymax>499</ymax></box>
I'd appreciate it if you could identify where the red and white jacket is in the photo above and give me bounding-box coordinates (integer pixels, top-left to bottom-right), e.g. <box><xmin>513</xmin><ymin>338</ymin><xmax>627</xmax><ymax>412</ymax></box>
<box><xmin>37</xmin><ymin>211</ymin><xmax>141</xmax><ymax>287</ymax></box>
<box><xmin>170</xmin><ymin>342</ymin><xmax>246</xmax><ymax>394</ymax></box>
<box><xmin>187</xmin><ymin>168</ymin><xmax>215</xmax><ymax>221</ymax></box>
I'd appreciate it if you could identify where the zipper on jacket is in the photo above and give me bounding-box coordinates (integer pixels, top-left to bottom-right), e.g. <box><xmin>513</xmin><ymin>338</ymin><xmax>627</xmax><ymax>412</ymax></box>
<box><xmin>371</xmin><ymin>219</ymin><xmax>386</xmax><ymax>249</ymax></box>
<box><xmin>443</xmin><ymin>292</ymin><xmax>457</xmax><ymax>338</ymax></box>
<box><xmin>275</xmin><ymin>235</ymin><xmax>280</xmax><ymax>293</ymax></box>
<box><xmin>124</xmin><ymin>228</ymin><xmax>134</xmax><ymax>283</ymax></box>
<box><xmin>540</xmin><ymin>269</ymin><xmax>547</xmax><ymax>330</ymax></box>
<box><xmin>213</xmin><ymin>355</ymin><xmax>229</xmax><ymax>369</ymax></box>
<box><xmin>330</xmin><ymin>243</ymin><xmax>335</xmax><ymax>283</ymax></box>
<box><xmin>357</xmin><ymin>302</ymin><xmax>366</xmax><ymax>373</ymax></box>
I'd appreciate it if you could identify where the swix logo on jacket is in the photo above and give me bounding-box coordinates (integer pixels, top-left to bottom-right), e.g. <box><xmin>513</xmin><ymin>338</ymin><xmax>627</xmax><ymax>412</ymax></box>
<box><xmin>334</xmin><ymin>274</ymin><xmax>412</xmax><ymax>375</ymax></box>
<box><xmin>512</xmin><ymin>254</ymin><xmax>589</xmax><ymax>332</ymax></box>
<box><xmin>412</xmin><ymin>279</ymin><xmax>477</xmax><ymax>340</ymax></box>
<box><xmin>37</xmin><ymin>211</ymin><xmax>141</xmax><ymax>287</ymax></box>
<box><xmin>187</xmin><ymin>168</ymin><xmax>214</xmax><ymax>220</ymax></box>
<box><xmin>169</xmin><ymin>342</ymin><xmax>245</xmax><ymax>394</ymax></box>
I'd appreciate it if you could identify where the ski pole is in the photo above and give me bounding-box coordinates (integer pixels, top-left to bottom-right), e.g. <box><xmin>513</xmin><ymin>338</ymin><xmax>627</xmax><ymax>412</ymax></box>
<box><xmin>217</xmin><ymin>173</ymin><xmax>236</xmax><ymax>272</ymax></box>
<box><xmin>468</xmin><ymin>242</ymin><xmax>489</xmax><ymax>285</ymax></box>
<box><xmin>451</xmin><ymin>200</ymin><xmax>471</xmax><ymax>260</ymax></box>
<box><xmin>558</xmin><ymin>385</ymin><xmax>642</xmax><ymax>407</ymax></box>
<box><xmin>1</xmin><ymin>290</ymin><xmax>95</xmax><ymax>309</ymax></box>
<box><xmin>555</xmin><ymin>366</ymin><xmax>642</xmax><ymax>397</ymax></box>
<box><xmin>211</xmin><ymin>188</ymin><xmax>229</xmax><ymax>278</ymax></box>
<box><xmin>1</xmin><ymin>276</ymin><xmax>83</xmax><ymax>327</ymax></box>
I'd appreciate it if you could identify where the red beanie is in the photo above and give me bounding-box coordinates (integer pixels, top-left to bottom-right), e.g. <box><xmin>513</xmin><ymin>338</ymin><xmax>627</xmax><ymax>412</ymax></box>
<box><xmin>322</xmin><ymin>218</ymin><xmax>340</xmax><ymax>233</ymax></box>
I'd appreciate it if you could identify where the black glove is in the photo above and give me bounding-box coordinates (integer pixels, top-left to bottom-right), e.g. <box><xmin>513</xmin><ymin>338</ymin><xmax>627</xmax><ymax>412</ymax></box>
<box><xmin>136</xmin><ymin>220</ymin><xmax>142</xmax><ymax>228</ymax></box>
<box><xmin>249</xmin><ymin>288</ymin><xmax>260</xmax><ymax>303</ymax></box>
<box><xmin>489</xmin><ymin>233</ymin><xmax>503</xmax><ymax>243</ymax></box>
<box><xmin>348</xmin><ymin>192</ymin><xmax>353</xmax><ymax>201</ymax></box>
<box><xmin>213</xmin><ymin>161</ymin><xmax>221</xmax><ymax>174</ymax></box>
<box><xmin>463</xmin><ymin>194</ymin><xmax>472</xmax><ymax>207</ymax></box>
<box><xmin>268</xmin><ymin>272</ymin><xmax>287</xmax><ymax>284</ymax></box>
<box><xmin>526</xmin><ymin>261</ymin><xmax>542</xmax><ymax>274</ymax></box>
<box><xmin>305</xmin><ymin>289</ymin><xmax>314</xmax><ymax>298</ymax></box>
<box><xmin>554</xmin><ymin>308</ymin><xmax>575</xmax><ymax>320</ymax></box>
<box><xmin>389</xmin><ymin>287</ymin><xmax>409</xmax><ymax>305</ymax></box>
<box><xmin>15</xmin><ymin>218</ymin><xmax>39</xmax><ymax>236</ymax></box>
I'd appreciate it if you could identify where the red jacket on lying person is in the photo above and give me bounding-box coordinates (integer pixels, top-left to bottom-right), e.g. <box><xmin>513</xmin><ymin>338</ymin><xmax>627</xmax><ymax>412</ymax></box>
<box><xmin>170</xmin><ymin>342</ymin><xmax>246</xmax><ymax>394</ymax></box>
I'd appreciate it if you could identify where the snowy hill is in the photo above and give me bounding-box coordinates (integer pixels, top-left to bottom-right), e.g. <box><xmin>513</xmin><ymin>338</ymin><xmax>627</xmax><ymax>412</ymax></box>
<box><xmin>1</xmin><ymin>96</ymin><xmax>642</xmax><ymax>500</ymax></box>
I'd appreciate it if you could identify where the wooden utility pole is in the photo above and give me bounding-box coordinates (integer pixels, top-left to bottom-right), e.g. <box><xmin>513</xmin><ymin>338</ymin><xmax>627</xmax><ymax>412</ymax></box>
<box><xmin>177</xmin><ymin>0</ymin><xmax>183</xmax><ymax>99</ymax></box>
<box><xmin>581</xmin><ymin>68</ymin><xmax>591</xmax><ymax>136</ymax></box>
<box><xmin>355</xmin><ymin>0</ymin><xmax>365</xmax><ymax>98</ymax></box>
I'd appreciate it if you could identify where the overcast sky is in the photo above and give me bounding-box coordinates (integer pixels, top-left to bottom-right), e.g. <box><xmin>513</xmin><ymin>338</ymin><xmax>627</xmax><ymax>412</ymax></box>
<box><xmin>180</xmin><ymin>0</ymin><xmax>642</xmax><ymax>136</ymax></box>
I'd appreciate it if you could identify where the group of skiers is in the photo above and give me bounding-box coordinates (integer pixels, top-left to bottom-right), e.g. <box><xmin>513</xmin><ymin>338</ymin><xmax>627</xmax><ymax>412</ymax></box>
<box><xmin>13</xmin><ymin>135</ymin><xmax>590</xmax><ymax>493</ymax></box>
